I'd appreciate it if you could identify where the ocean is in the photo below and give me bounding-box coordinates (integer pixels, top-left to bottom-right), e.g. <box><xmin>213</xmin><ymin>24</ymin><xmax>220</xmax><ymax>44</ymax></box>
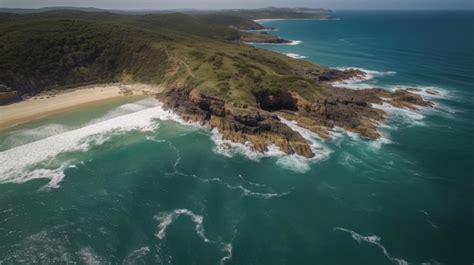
<box><xmin>0</xmin><ymin>11</ymin><xmax>473</xmax><ymax>264</ymax></box>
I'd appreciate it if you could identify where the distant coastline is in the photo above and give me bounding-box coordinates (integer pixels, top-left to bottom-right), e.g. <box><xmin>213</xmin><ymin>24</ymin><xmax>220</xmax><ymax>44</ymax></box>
<box><xmin>253</xmin><ymin>17</ymin><xmax>338</xmax><ymax>23</ymax></box>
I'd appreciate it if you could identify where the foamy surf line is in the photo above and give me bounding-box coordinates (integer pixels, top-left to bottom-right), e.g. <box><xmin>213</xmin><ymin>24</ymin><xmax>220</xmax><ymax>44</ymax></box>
<box><xmin>285</xmin><ymin>53</ymin><xmax>307</xmax><ymax>59</ymax></box>
<box><xmin>210</xmin><ymin>116</ymin><xmax>332</xmax><ymax>173</ymax></box>
<box><xmin>253</xmin><ymin>18</ymin><xmax>285</xmax><ymax>22</ymax></box>
<box><xmin>163</xmin><ymin>137</ymin><xmax>288</xmax><ymax>199</ymax></box>
<box><xmin>246</xmin><ymin>40</ymin><xmax>302</xmax><ymax>46</ymax></box>
<box><xmin>331</xmin><ymin>67</ymin><xmax>450</xmax><ymax>99</ymax></box>
<box><xmin>243</xmin><ymin>28</ymin><xmax>277</xmax><ymax>32</ymax></box>
<box><xmin>0</xmin><ymin>96</ymin><xmax>328</xmax><ymax>189</ymax></box>
<box><xmin>154</xmin><ymin>209</ymin><xmax>233</xmax><ymax>264</ymax></box>
<box><xmin>334</xmin><ymin>227</ymin><xmax>408</xmax><ymax>265</ymax></box>
<box><xmin>0</xmin><ymin>99</ymin><xmax>183</xmax><ymax>189</ymax></box>
<box><xmin>332</xmin><ymin>67</ymin><xmax>397</xmax><ymax>89</ymax></box>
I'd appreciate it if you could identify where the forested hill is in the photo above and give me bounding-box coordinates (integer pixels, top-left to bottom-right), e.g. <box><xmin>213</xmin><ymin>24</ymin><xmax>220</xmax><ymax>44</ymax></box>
<box><xmin>0</xmin><ymin>6</ymin><xmax>333</xmax><ymax>19</ymax></box>
<box><xmin>0</xmin><ymin>10</ymin><xmax>326</xmax><ymax>98</ymax></box>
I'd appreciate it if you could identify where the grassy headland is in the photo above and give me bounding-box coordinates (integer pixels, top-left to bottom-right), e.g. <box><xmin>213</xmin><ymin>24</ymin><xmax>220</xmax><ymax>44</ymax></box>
<box><xmin>0</xmin><ymin>9</ymin><xmax>431</xmax><ymax>157</ymax></box>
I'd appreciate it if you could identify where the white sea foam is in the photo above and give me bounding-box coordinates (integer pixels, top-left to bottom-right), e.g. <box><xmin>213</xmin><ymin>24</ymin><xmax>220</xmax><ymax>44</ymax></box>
<box><xmin>338</xmin><ymin>152</ymin><xmax>364</xmax><ymax>168</ymax></box>
<box><xmin>1</xmin><ymin>124</ymin><xmax>71</xmax><ymax>150</ymax></box>
<box><xmin>335</xmin><ymin>227</ymin><xmax>408</xmax><ymax>265</ymax></box>
<box><xmin>78</xmin><ymin>247</ymin><xmax>102</xmax><ymax>265</ymax></box>
<box><xmin>419</xmin><ymin>210</ymin><xmax>439</xmax><ymax>229</ymax></box>
<box><xmin>154</xmin><ymin>209</ymin><xmax>210</xmax><ymax>242</ymax></box>
<box><xmin>1</xmin><ymin>99</ymin><xmax>162</xmax><ymax>151</ymax></box>
<box><xmin>243</xmin><ymin>28</ymin><xmax>277</xmax><ymax>32</ymax></box>
<box><xmin>219</xmin><ymin>243</ymin><xmax>233</xmax><ymax>265</ymax></box>
<box><xmin>253</xmin><ymin>18</ymin><xmax>285</xmax><ymax>22</ymax></box>
<box><xmin>0</xmin><ymin>227</ymin><xmax>74</xmax><ymax>264</ymax></box>
<box><xmin>277</xmin><ymin>117</ymin><xmax>332</xmax><ymax>173</ymax></box>
<box><xmin>288</xmin><ymin>40</ymin><xmax>302</xmax><ymax>45</ymax></box>
<box><xmin>331</xmin><ymin>125</ymin><xmax>393</xmax><ymax>151</ymax></box>
<box><xmin>0</xmin><ymin>100</ymin><xmax>181</xmax><ymax>189</ymax></box>
<box><xmin>226</xmin><ymin>183</ymin><xmax>289</xmax><ymax>199</ymax></box>
<box><xmin>123</xmin><ymin>246</ymin><xmax>150</xmax><ymax>264</ymax></box>
<box><xmin>372</xmin><ymin>102</ymin><xmax>427</xmax><ymax>127</ymax></box>
<box><xmin>165</xmin><ymin>138</ymin><xmax>288</xmax><ymax>199</ymax></box>
<box><xmin>285</xmin><ymin>53</ymin><xmax>308</xmax><ymax>59</ymax></box>
<box><xmin>330</xmin><ymin>67</ymin><xmax>455</xmax><ymax>131</ymax></box>
<box><xmin>332</xmin><ymin>67</ymin><xmax>397</xmax><ymax>89</ymax></box>
<box><xmin>275</xmin><ymin>155</ymin><xmax>311</xmax><ymax>173</ymax></box>
<box><xmin>393</xmin><ymin>86</ymin><xmax>447</xmax><ymax>98</ymax></box>
<box><xmin>210</xmin><ymin>128</ymin><xmax>286</xmax><ymax>161</ymax></box>
<box><xmin>169</xmin><ymin>131</ymin><xmax>282</xmax><ymax>195</ymax></box>
<box><xmin>245</xmin><ymin>40</ymin><xmax>302</xmax><ymax>46</ymax></box>
<box><xmin>331</xmin><ymin>67</ymin><xmax>452</xmax><ymax>104</ymax></box>
<box><xmin>210</xmin><ymin>121</ymin><xmax>330</xmax><ymax>174</ymax></box>
<box><xmin>182</xmin><ymin>172</ymin><xmax>289</xmax><ymax>199</ymax></box>
<box><xmin>237</xmin><ymin>174</ymin><xmax>266</xmax><ymax>188</ymax></box>
<box><xmin>154</xmin><ymin>209</ymin><xmax>235</xmax><ymax>264</ymax></box>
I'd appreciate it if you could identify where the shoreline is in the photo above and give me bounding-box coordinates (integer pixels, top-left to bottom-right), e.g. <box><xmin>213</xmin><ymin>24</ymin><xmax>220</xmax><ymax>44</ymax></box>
<box><xmin>253</xmin><ymin>17</ymin><xmax>338</xmax><ymax>23</ymax></box>
<box><xmin>244</xmin><ymin>40</ymin><xmax>302</xmax><ymax>45</ymax></box>
<box><xmin>0</xmin><ymin>83</ymin><xmax>164</xmax><ymax>130</ymax></box>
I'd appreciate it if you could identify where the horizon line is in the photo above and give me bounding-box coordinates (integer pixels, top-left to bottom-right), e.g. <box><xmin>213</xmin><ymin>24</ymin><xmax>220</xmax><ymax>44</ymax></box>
<box><xmin>1</xmin><ymin>6</ymin><xmax>474</xmax><ymax>11</ymax></box>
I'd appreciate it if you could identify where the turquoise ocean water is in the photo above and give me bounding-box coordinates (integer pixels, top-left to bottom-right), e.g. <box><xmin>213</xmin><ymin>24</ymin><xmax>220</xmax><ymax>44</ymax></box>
<box><xmin>1</xmin><ymin>11</ymin><xmax>473</xmax><ymax>264</ymax></box>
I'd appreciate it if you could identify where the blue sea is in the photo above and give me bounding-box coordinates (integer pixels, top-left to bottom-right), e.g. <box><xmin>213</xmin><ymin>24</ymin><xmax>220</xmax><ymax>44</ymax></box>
<box><xmin>0</xmin><ymin>11</ymin><xmax>473</xmax><ymax>264</ymax></box>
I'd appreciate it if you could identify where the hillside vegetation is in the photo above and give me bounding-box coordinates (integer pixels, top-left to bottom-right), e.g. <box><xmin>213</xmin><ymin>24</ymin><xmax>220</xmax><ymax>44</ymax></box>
<box><xmin>0</xmin><ymin>11</ymin><xmax>326</xmax><ymax>104</ymax></box>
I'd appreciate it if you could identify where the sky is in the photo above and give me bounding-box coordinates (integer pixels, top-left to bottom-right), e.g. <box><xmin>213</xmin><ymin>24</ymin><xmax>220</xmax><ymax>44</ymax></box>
<box><xmin>1</xmin><ymin>0</ymin><xmax>473</xmax><ymax>10</ymax></box>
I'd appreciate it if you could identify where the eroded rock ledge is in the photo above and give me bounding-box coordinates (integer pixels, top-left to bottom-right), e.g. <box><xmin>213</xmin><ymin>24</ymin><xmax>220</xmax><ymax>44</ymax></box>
<box><xmin>157</xmin><ymin>69</ymin><xmax>432</xmax><ymax>158</ymax></box>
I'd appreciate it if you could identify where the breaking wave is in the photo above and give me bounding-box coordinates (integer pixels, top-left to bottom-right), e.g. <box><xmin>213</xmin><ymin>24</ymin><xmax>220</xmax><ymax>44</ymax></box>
<box><xmin>285</xmin><ymin>53</ymin><xmax>308</xmax><ymax>59</ymax></box>
<box><xmin>334</xmin><ymin>227</ymin><xmax>408</xmax><ymax>265</ymax></box>
<box><xmin>372</xmin><ymin>102</ymin><xmax>427</xmax><ymax>127</ymax></box>
<box><xmin>332</xmin><ymin>67</ymin><xmax>397</xmax><ymax>89</ymax></box>
<box><xmin>0</xmin><ymin>99</ymin><xmax>180</xmax><ymax>189</ymax></box>
<box><xmin>210</xmin><ymin>115</ymin><xmax>333</xmax><ymax>174</ymax></box>
<box><xmin>210</xmin><ymin>128</ymin><xmax>285</xmax><ymax>161</ymax></box>
<box><xmin>331</xmin><ymin>67</ymin><xmax>452</xmax><ymax>103</ymax></box>
<box><xmin>243</xmin><ymin>28</ymin><xmax>277</xmax><ymax>32</ymax></box>
<box><xmin>277</xmin><ymin>117</ymin><xmax>332</xmax><ymax>173</ymax></box>
<box><xmin>247</xmin><ymin>40</ymin><xmax>302</xmax><ymax>46</ymax></box>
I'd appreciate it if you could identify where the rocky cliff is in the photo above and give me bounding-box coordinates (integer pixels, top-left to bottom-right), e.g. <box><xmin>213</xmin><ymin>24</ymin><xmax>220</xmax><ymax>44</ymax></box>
<box><xmin>158</xmin><ymin>69</ymin><xmax>432</xmax><ymax>158</ymax></box>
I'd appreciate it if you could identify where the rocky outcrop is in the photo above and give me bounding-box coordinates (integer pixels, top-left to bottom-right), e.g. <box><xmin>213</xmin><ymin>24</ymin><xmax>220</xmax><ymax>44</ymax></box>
<box><xmin>0</xmin><ymin>85</ymin><xmax>20</xmax><ymax>105</ymax></box>
<box><xmin>312</xmin><ymin>68</ymin><xmax>366</xmax><ymax>82</ymax></box>
<box><xmin>158</xmin><ymin>88</ymin><xmax>315</xmax><ymax>158</ymax></box>
<box><xmin>158</xmin><ymin>82</ymin><xmax>432</xmax><ymax>158</ymax></box>
<box><xmin>240</xmin><ymin>32</ymin><xmax>292</xmax><ymax>44</ymax></box>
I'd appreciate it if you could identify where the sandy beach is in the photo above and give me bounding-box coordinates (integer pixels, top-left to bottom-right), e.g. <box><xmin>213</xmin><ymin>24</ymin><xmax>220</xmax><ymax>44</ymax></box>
<box><xmin>0</xmin><ymin>83</ymin><xmax>165</xmax><ymax>129</ymax></box>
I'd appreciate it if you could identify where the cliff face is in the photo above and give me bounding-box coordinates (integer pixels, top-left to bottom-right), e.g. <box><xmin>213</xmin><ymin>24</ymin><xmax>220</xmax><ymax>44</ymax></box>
<box><xmin>158</xmin><ymin>88</ymin><xmax>315</xmax><ymax>157</ymax></box>
<box><xmin>157</xmin><ymin>68</ymin><xmax>432</xmax><ymax>158</ymax></box>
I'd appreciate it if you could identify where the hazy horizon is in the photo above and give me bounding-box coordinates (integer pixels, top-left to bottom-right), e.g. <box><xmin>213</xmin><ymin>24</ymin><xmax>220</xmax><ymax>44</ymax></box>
<box><xmin>1</xmin><ymin>0</ymin><xmax>473</xmax><ymax>10</ymax></box>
